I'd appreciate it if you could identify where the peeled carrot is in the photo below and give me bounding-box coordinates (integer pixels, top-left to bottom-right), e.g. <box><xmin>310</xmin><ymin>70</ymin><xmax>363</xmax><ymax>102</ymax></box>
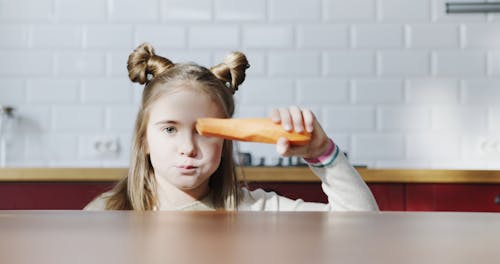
<box><xmin>196</xmin><ymin>118</ymin><xmax>311</xmax><ymax>145</ymax></box>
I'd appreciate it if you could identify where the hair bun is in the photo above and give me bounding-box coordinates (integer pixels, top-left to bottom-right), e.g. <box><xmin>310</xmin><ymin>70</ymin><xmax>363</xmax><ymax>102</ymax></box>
<box><xmin>127</xmin><ymin>43</ymin><xmax>174</xmax><ymax>85</ymax></box>
<box><xmin>210</xmin><ymin>51</ymin><xmax>249</xmax><ymax>94</ymax></box>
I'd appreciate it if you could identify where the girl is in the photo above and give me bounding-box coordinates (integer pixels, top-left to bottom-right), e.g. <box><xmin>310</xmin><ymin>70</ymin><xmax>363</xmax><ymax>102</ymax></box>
<box><xmin>84</xmin><ymin>43</ymin><xmax>378</xmax><ymax>211</ymax></box>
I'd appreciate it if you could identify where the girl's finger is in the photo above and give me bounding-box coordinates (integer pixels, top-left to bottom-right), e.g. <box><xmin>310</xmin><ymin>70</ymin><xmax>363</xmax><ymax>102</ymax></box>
<box><xmin>301</xmin><ymin>108</ymin><xmax>315</xmax><ymax>133</ymax></box>
<box><xmin>270</xmin><ymin>108</ymin><xmax>281</xmax><ymax>123</ymax></box>
<box><xmin>289</xmin><ymin>106</ymin><xmax>304</xmax><ymax>133</ymax></box>
<box><xmin>278</xmin><ymin>108</ymin><xmax>292</xmax><ymax>131</ymax></box>
<box><xmin>276</xmin><ymin>137</ymin><xmax>290</xmax><ymax>156</ymax></box>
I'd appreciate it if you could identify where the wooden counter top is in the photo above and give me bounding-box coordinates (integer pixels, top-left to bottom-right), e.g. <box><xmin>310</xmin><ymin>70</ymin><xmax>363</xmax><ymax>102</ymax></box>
<box><xmin>2</xmin><ymin>211</ymin><xmax>499</xmax><ymax>264</ymax></box>
<box><xmin>0</xmin><ymin>167</ymin><xmax>500</xmax><ymax>183</ymax></box>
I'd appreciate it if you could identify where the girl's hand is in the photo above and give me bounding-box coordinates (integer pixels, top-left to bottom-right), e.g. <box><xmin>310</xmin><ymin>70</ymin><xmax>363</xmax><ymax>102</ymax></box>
<box><xmin>270</xmin><ymin>106</ymin><xmax>332</xmax><ymax>159</ymax></box>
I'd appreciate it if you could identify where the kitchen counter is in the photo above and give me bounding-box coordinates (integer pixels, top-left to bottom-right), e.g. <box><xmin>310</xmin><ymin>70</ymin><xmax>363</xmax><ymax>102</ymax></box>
<box><xmin>2</xmin><ymin>211</ymin><xmax>499</xmax><ymax>264</ymax></box>
<box><xmin>0</xmin><ymin>167</ymin><xmax>499</xmax><ymax>183</ymax></box>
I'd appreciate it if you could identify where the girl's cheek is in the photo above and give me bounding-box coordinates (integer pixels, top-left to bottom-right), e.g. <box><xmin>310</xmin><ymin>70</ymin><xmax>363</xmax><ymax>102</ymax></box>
<box><xmin>198</xmin><ymin>134</ymin><xmax>221</xmax><ymax>144</ymax></box>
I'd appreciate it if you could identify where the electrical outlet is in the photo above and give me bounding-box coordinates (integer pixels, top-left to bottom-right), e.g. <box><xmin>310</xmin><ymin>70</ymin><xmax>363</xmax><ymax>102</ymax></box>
<box><xmin>90</xmin><ymin>136</ymin><xmax>121</xmax><ymax>158</ymax></box>
<box><xmin>479</xmin><ymin>138</ymin><xmax>500</xmax><ymax>156</ymax></box>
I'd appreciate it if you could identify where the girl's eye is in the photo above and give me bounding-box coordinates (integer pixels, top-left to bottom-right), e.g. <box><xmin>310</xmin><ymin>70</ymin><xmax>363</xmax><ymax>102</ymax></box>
<box><xmin>162</xmin><ymin>126</ymin><xmax>177</xmax><ymax>134</ymax></box>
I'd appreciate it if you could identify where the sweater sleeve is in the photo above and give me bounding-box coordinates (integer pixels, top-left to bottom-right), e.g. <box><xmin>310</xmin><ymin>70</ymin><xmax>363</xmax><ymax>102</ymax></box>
<box><xmin>239</xmin><ymin>145</ymin><xmax>379</xmax><ymax>212</ymax></box>
<box><xmin>82</xmin><ymin>194</ymin><xmax>107</xmax><ymax>211</ymax></box>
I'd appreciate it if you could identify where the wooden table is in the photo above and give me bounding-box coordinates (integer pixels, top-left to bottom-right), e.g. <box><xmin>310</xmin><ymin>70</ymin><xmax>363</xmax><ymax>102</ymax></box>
<box><xmin>0</xmin><ymin>211</ymin><xmax>498</xmax><ymax>264</ymax></box>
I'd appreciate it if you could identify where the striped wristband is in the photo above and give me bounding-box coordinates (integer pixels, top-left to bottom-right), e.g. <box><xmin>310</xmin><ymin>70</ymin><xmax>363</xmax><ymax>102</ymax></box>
<box><xmin>303</xmin><ymin>138</ymin><xmax>339</xmax><ymax>168</ymax></box>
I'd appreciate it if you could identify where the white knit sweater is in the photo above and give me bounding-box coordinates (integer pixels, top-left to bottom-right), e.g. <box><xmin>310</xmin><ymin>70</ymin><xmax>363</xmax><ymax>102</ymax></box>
<box><xmin>84</xmin><ymin>147</ymin><xmax>379</xmax><ymax>212</ymax></box>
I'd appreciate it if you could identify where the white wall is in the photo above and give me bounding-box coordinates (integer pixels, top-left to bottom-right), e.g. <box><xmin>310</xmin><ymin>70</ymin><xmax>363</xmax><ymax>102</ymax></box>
<box><xmin>0</xmin><ymin>0</ymin><xmax>499</xmax><ymax>168</ymax></box>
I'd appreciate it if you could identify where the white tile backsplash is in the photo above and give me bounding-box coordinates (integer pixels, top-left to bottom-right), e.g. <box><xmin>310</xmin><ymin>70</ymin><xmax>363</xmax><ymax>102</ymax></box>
<box><xmin>297</xmin><ymin>25</ymin><xmax>349</xmax><ymax>48</ymax></box>
<box><xmin>214</xmin><ymin>0</ymin><xmax>266</xmax><ymax>21</ymax></box>
<box><xmin>0</xmin><ymin>0</ymin><xmax>53</xmax><ymax>21</ymax></box>
<box><xmin>53</xmin><ymin>106</ymin><xmax>104</xmax><ymax>133</ymax></box>
<box><xmin>490</xmin><ymin>108</ymin><xmax>500</xmax><ymax>131</ymax></box>
<box><xmin>86</xmin><ymin>25</ymin><xmax>133</xmax><ymax>49</ymax></box>
<box><xmin>379</xmin><ymin>106</ymin><xmax>431</xmax><ymax>132</ymax></box>
<box><xmin>379</xmin><ymin>51</ymin><xmax>429</xmax><ymax>76</ymax></box>
<box><xmin>241</xmin><ymin>79</ymin><xmax>295</xmax><ymax>104</ymax></box>
<box><xmin>323</xmin><ymin>106</ymin><xmax>376</xmax><ymax>133</ymax></box>
<box><xmin>269</xmin><ymin>52</ymin><xmax>321</xmax><ymax>77</ymax></box>
<box><xmin>1</xmin><ymin>0</ymin><xmax>499</xmax><ymax>169</ymax></box>
<box><xmin>353</xmin><ymin>134</ymin><xmax>405</xmax><ymax>159</ymax></box>
<box><xmin>242</xmin><ymin>26</ymin><xmax>293</xmax><ymax>48</ymax></box>
<box><xmin>0</xmin><ymin>25</ymin><xmax>30</xmax><ymax>48</ymax></box>
<box><xmin>0</xmin><ymin>52</ymin><xmax>53</xmax><ymax>76</ymax></box>
<box><xmin>407</xmin><ymin>134</ymin><xmax>461</xmax><ymax>159</ymax></box>
<box><xmin>432</xmin><ymin>107</ymin><xmax>488</xmax><ymax>133</ymax></box>
<box><xmin>110</xmin><ymin>0</ymin><xmax>160</xmax><ymax>22</ymax></box>
<box><xmin>56</xmin><ymin>0</ymin><xmax>107</xmax><ymax>22</ymax></box>
<box><xmin>488</xmin><ymin>52</ymin><xmax>500</xmax><ymax>76</ymax></box>
<box><xmin>353</xmin><ymin>24</ymin><xmax>403</xmax><ymax>48</ymax></box>
<box><xmin>353</xmin><ymin>79</ymin><xmax>404</xmax><ymax>104</ymax></box>
<box><xmin>134</xmin><ymin>26</ymin><xmax>186</xmax><ymax>48</ymax></box>
<box><xmin>0</xmin><ymin>80</ymin><xmax>26</xmax><ymax>104</ymax></box>
<box><xmin>188</xmin><ymin>26</ymin><xmax>239</xmax><ymax>48</ymax></box>
<box><xmin>162</xmin><ymin>0</ymin><xmax>212</xmax><ymax>21</ymax></box>
<box><xmin>55</xmin><ymin>52</ymin><xmax>105</xmax><ymax>76</ymax></box>
<box><xmin>26</xmin><ymin>79</ymin><xmax>79</xmax><ymax>103</ymax></box>
<box><xmin>464</xmin><ymin>24</ymin><xmax>500</xmax><ymax>48</ymax></box>
<box><xmin>107</xmin><ymin>106</ymin><xmax>139</xmax><ymax>132</ymax></box>
<box><xmin>297</xmin><ymin>79</ymin><xmax>349</xmax><ymax>104</ymax></box>
<box><xmin>407</xmin><ymin>79</ymin><xmax>460</xmax><ymax>105</ymax></box>
<box><xmin>32</xmin><ymin>25</ymin><xmax>83</xmax><ymax>48</ymax></box>
<box><xmin>379</xmin><ymin>0</ymin><xmax>430</xmax><ymax>21</ymax></box>
<box><xmin>408</xmin><ymin>24</ymin><xmax>459</xmax><ymax>48</ymax></box>
<box><xmin>269</xmin><ymin>0</ymin><xmax>321</xmax><ymax>21</ymax></box>
<box><xmin>25</xmin><ymin>134</ymin><xmax>78</xmax><ymax>161</ymax></box>
<box><xmin>324</xmin><ymin>51</ymin><xmax>375</xmax><ymax>76</ymax></box>
<box><xmin>82</xmin><ymin>79</ymin><xmax>133</xmax><ymax>104</ymax></box>
<box><xmin>462</xmin><ymin>80</ymin><xmax>500</xmax><ymax>105</ymax></box>
<box><xmin>324</xmin><ymin>0</ymin><xmax>376</xmax><ymax>22</ymax></box>
<box><xmin>434</xmin><ymin>51</ymin><xmax>485</xmax><ymax>76</ymax></box>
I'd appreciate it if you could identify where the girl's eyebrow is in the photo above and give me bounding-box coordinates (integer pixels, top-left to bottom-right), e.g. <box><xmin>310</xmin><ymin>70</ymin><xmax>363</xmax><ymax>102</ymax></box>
<box><xmin>154</xmin><ymin>120</ymin><xmax>179</xmax><ymax>126</ymax></box>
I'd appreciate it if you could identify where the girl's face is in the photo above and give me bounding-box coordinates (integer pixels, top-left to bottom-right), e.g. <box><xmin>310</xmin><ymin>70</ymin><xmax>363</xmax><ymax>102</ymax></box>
<box><xmin>146</xmin><ymin>86</ymin><xmax>225</xmax><ymax>197</ymax></box>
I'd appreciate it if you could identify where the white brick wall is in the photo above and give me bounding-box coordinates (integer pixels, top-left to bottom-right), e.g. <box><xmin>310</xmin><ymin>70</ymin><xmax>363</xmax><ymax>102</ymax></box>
<box><xmin>215</xmin><ymin>0</ymin><xmax>266</xmax><ymax>21</ymax></box>
<box><xmin>56</xmin><ymin>0</ymin><xmax>107</xmax><ymax>22</ymax></box>
<box><xmin>0</xmin><ymin>0</ymin><xmax>499</xmax><ymax>169</ymax></box>
<box><xmin>324</xmin><ymin>51</ymin><xmax>375</xmax><ymax>76</ymax></box>
<box><xmin>297</xmin><ymin>25</ymin><xmax>348</xmax><ymax>48</ymax></box>
<box><xmin>353</xmin><ymin>24</ymin><xmax>403</xmax><ymax>48</ymax></box>
<box><xmin>162</xmin><ymin>0</ymin><xmax>212</xmax><ymax>21</ymax></box>
<box><xmin>0</xmin><ymin>25</ymin><xmax>30</xmax><ymax>48</ymax></box>
<box><xmin>269</xmin><ymin>0</ymin><xmax>321</xmax><ymax>21</ymax></box>
<box><xmin>408</xmin><ymin>24</ymin><xmax>459</xmax><ymax>48</ymax></box>
<box><xmin>243</xmin><ymin>26</ymin><xmax>293</xmax><ymax>48</ymax></box>
<box><xmin>324</xmin><ymin>0</ymin><xmax>376</xmax><ymax>21</ymax></box>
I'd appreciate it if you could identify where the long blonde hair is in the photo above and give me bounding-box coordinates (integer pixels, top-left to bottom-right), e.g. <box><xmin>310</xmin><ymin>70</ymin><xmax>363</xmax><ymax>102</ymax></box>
<box><xmin>103</xmin><ymin>43</ymin><xmax>249</xmax><ymax>210</ymax></box>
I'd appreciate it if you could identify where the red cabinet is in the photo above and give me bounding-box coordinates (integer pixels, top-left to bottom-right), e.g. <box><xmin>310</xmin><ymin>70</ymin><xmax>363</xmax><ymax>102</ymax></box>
<box><xmin>406</xmin><ymin>184</ymin><xmax>500</xmax><ymax>212</ymax></box>
<box><xmin>248</xmin><ymin>182</ymin><xmax>499</xmax><ymax>212</ymax></box>
<box><xmin>0</xmin><ymin>182</ymin><xmax>113</xmax><ymax>210</ymax></box>
<box><xmin>0</xmin><ymin>182</ymin><xmax>498</xmax><ymax>212</ymax></box>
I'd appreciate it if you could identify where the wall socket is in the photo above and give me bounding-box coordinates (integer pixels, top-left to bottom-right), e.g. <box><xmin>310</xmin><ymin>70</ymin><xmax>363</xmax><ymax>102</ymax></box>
<box><xmin>479</xmin><ymin>138</ymin><xmax>500</xmax><ymax>156</ymax></box>
<box><xmin>91</xmin><ymin>136</ymin><xmax>121</xmax><ymax>157</ymax></box>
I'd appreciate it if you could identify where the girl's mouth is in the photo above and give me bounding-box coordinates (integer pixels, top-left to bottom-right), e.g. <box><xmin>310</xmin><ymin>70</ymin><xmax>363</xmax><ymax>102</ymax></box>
<box><xmin>177</xmin><ymin>165</ymin><xmax>198</xmax><ymax>174</ymax></box>
<box><xmin>178</xmin><ymin>165</ymin><xmax>196</xmax><ymax>169</ymax></box>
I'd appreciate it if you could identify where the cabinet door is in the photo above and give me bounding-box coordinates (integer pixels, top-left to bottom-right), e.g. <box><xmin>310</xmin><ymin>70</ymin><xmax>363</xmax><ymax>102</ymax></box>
<box><xmin>0</xmin><ymin>182</ymin><xmax>114</xmax><ymax>210</ymax></box>
<box><xmin>368</xmin><ymin>183</ymin><xmax>405</xmax><ymax>211</ymax></box>
<box><xmin>406</xmin><ymin>184</ymin><xmax>500</xmax><ymax>212</ymax></box>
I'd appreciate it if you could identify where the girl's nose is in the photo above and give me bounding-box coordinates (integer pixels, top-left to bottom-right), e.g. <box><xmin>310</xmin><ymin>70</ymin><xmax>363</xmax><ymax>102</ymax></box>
<box><xmin>178</xmin><ymin>135</ymin><xmax>197</xmax><ymax>157</ymax></box>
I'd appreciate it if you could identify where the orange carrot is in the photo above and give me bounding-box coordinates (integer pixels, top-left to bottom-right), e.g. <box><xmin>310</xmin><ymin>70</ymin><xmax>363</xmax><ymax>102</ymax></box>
<box><xmin>196</xmin><ymin>118</ymin><xmax>311</xmax><ymax>145</ymax></box>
